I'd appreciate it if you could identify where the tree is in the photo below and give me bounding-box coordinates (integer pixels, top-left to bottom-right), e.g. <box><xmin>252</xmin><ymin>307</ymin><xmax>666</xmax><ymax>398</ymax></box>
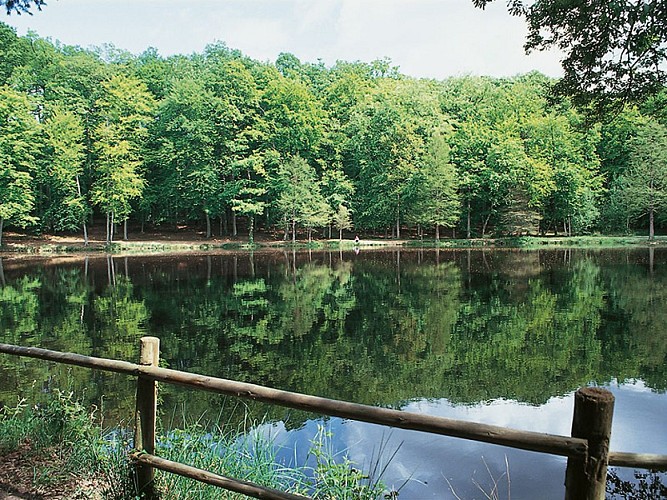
<box><xmin>597</xmin><ymin>108</ymin><xmax>646</xmax><ymax>232</ymax></box>
<box><xmin>0</xmin><ymin>86</ymin><xmax>39</xmax><ymax>246</ymax></box>
<box><xmin>412</xmin><ymin>133</ymin><xmax>460</xmax><ymax>241</ymax></box>
<box><xmin>320</xmin><ymin>166</ymin><xmax>355</xmax><ymax>238</ymax></box>
<box><xmin>445</xmin><ymin>76</ymin><xmax>514</xmax><ymax>238</ymax></box>
<box><xmin>346</xmin><ymin>79</ymin><xmax>442</xmax><ymax>237</ymax></box>
<box><xmin>275</xmin><ymin>155</ymin><xmax>328</xmax><ymax>243</ymax></box>
<box><xmin>621</xmin><ymin>120</ymin><xmax>667</xmax><ymax>240</ymax></box>
<box><xmin>333</xmin><ymin>204</ymin><xmax>353</xmax><ymax>241</ymax></box>
<box><xmin>474</xmin><ymin>0</ymin><xmax>667</xmax><ymax>113</ymax></box>
<box><xmin>486</xmin><ymin>132</ymin><xmax>540</xmax><ymax>236</ymax></box>
<box><xmin>301</xmin><ymin>193</ymin><xmax>331</xmax><ymax>243</ymax></box>
<box><xmin>91</xmin><ymin>123</ymin><xmax>145</xmax><ymax>242</ymax></box>
<box><xmin>522</xmin><ymin>111</ymin><xmax>603</xmax><ymax>235</ymax></box>
<box><xmin>91</xmin><ymin>74</ymin><xmax>155</xmax><ymax>242</ymax></box>
<box><xmin>232</xmin><ymin>186</ymin><xmax>266</xmax><ymax>244</ymax></box>
<box><xmin>0</xmin><ymin>23</ymin><xmax>29</xmax><ymax>86</ymax></box>
<box><xmin>151</xmin><ymin>76</ymin><xmax>222</xmax><ymax>237</ymax></box>
<box><xmin>42</xmin><ymin>107</ymin><xmax>89</xmax><ymax>243</ymax></box>
<box><xmin>1</xmin><ymin>0</ymin><xmax>44</xmax><ymax>15</ymax></box>
<box><xmin>204</xmin><ymin>56</ymin><xmax>266</xmax><ymax>237</ymax></box>
<box><xmin>261</xmin><ymin>76</ymin><xmax>324</xmax><ymax>160</ymax></box>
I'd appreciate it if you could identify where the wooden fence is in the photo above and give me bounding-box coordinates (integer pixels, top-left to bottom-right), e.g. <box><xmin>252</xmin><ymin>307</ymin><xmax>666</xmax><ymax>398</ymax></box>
<box><xmin>1</xmin><ymin>337</ymin><xmax>665</xmax><ymax>500</ymax></box>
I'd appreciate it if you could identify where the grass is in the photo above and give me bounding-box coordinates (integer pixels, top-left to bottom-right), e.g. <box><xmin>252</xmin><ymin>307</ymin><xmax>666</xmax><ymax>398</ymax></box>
<box><xmin>0</xmin><ymin>389</ymin><xmax>133</xmax><ymax>497</ymax></box>
<box><xmin>405</xmin><ymin>234</ymin><xmax>667</xmax><ymax>249</ymax></box>
<box><xmin>3</xmin><ymin>232</ymin><xmax>666</xmax><ymax>255</ymax></box>
<box><xmin>154</xmin><ymin>421</ymin><xmax>389</xmax><ymax>499</ymax></box>
<box><xmin>0</xmin><ymin>390</ymin><xmax>394</xmax><ymax>499</ymax></box>
<box><xmin>445</xmin><ymin>456</ymin><xmax>511</xmax><ymax>500</ymax></box>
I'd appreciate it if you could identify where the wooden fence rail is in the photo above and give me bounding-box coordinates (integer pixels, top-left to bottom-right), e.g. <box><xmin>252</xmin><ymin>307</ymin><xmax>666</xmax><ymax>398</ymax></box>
<box><xmin>1</xmin><ymin>339</ymin><xmax>666</xmax><ymax>500</ymax></box>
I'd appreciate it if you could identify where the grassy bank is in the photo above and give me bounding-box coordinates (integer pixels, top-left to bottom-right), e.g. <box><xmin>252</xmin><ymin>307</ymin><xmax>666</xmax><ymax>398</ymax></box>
<box><xmin>2</xmin><ymin>232</ymin><xmax>666</xmax><ymax>255</ymax></box>
<box><xmin>0</xmin><ymin>390</ymin><xmax>392</xmax><ymax>499</ymax></box>
<box><xmin>407</xmin><ymin>234</ymin><xmax>667</xmax><ymax>249</ymax></box>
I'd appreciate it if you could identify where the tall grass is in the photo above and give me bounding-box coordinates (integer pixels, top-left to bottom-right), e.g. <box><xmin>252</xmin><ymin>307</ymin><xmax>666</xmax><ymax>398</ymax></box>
<box><xmin>0</xmin><ymin>389</ymin><xmax>130</xmax><ymax>494</ymax></box>
<box><xmin>0</xmin><ymin>390</ymin><xmax>394</xmax><ymax>499</ymax></box>
<box><xmin>153</xmin><ymin>418</ymin><xmax>390</xmax><ymax>499</ymax></box>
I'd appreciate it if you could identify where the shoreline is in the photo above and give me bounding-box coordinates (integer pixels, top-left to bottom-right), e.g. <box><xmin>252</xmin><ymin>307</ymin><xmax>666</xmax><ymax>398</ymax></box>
<box><xmin>0</xmin><ymin>232</ymin><xmax>665</xmax><ymax>258</ymax></box>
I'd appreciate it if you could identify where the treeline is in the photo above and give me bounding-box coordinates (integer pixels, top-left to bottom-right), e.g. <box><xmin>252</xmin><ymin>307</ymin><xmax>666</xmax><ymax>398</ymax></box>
<box><xmin>1</xmin><ymin>22</ymin><xmax>666</xmax><ymax>244</ymax></box>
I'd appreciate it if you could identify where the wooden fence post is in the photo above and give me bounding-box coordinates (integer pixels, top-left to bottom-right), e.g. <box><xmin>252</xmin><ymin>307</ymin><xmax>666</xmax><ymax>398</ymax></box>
<box><xmin>134</xmin><ymin>336</ymin><xmax>160</xmax><ymax>498</ymax></box>
<box><xmin>565</xmin><ymin>387</ymin><xmax>615</xmax><ymax>500</ymax></box>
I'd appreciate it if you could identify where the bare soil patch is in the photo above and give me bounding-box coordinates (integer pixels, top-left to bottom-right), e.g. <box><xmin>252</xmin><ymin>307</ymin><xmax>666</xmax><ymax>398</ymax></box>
<box><xmin>0</xmin><ymin>444</ymin><xmax>102</xmax><ymax>499</ymax></box>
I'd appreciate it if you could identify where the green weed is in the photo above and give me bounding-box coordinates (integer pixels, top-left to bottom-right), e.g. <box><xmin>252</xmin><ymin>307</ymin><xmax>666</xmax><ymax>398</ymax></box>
<box><xmin>0</xmin><ymin>391</ymin><xmax>396</xmax><ymax>499</ymax></box>
<box><xmin>0</xmin><ymin>397</ymin><xmax>30</xmax><ymax>452</ymax></box>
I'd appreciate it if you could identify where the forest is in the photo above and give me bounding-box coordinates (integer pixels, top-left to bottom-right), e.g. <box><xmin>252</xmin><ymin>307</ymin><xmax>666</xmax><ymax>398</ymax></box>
<box><xmin>1</xmin><ymin>21</ymin><xmax>667</xmax><ymax>245</ymax></box>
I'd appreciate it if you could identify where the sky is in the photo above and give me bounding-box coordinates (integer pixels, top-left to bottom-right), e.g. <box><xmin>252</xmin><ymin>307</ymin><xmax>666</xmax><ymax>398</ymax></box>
<box><xmin>3</xmin><ymin>0</ymin><xmax>563</xmax><ymax>80</ymax></box>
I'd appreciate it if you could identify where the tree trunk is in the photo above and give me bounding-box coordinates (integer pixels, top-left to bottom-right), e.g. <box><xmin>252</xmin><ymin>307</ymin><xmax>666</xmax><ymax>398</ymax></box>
<box><xmin>292</xmin><ymin>217</ymin><xmax>296</xmax><ymax>244</ymax></box>
<box><xmin>569</xmin><ymin>216</ymin><xmax>573</xmax><ymax>237</ymax></box>
<box><xmin>0</xmin><ymin>217</ymin><xmax>3</xmax><ymax>247</ymax></box>
<box><xmin>75</xmin><ymin>175</ymin><xmax>88</xmax><ymax>246</ymax></box>
<box><xmin>482</xmin><ymin>214</ymin><xmax>491</xmax><ymax>238</ymax></box>
<box><xmin>395</xmin><ymin>193</ymin><xmax>401</xmax><ymax>239</ymax></box>
<box><xmin>649</xmin><ymin>207</ymin><xmax>655</xmax><ymax>240</ymax></box>
<box><xmin>248</xmin><ymin>216</ymin><xmax>254</xmax><ymax>244</ymax></box>
<box><xmin>106</xmin><ymin>212</ymin><xmax>111</xmax><ymax>243</ymax></box>
<box><xmin>466</xmin><ymin>198</ymin><xmax>471</xmax><ymax>239</ymax></box>
<box><xmin>232</xmin><ymin>211</ymin><xmax>237</xmax><ymax>237</ymax></box>
<box><xmin>308</xmin><ymin>228</ymin><xmax>312</xmax><ymax>244</ymax></box>
<box><xmin>205</xmin><ymin>212</ymin><xmax>211</xmax><ymax>239</ymax></box>
<box><xmin>339</xmin><ymin>228</ymin><xmax>342</xmax><ymax>241</ymax></box>
<box><xmin>124</xmin><ymin>219</ymin><xmax>128</xmax><ymax>241</ymax></box>
<box><xmin>435</xmin><ymin>224</ymin><xmax>440</xmax><ymax>242</ymax></box>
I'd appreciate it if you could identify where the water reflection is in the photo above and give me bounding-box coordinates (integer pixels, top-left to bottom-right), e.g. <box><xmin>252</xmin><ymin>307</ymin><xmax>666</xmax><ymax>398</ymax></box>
<box><xmin>1</xmin><ymin>249</ymin><xmax>666</xmax><ymax>407</ymax></box>
<box><xmin>263</xmin><ymin>382</ymin><xmax>667</xmax><ymax>499</ymax></box>
<box><xmin>0</xmin><ymin>249</ymin><xmax>666</xmax><ymax>496</ymax></box>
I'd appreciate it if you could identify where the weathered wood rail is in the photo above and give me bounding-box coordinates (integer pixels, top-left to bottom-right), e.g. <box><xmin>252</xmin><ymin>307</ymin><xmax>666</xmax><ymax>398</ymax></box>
<box><xmin>1</xmin><ymin>339</ymin><xmax>665</xmax><ymax>500</ymax></box>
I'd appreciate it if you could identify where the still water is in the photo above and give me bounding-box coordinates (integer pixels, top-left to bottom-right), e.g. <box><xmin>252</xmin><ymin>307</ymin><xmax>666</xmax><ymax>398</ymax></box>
<box><xmin>0</xmin><ymin>248</ymin><xmax>665</xmax><ymax>498</ymax></box>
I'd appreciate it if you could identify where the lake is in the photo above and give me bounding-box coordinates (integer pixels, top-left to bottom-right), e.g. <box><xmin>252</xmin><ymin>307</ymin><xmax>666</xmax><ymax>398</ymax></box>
<box><xmin>0</xmin><ymin>248</ymin><xmax>665</xmax><ymax>498</ymax></box>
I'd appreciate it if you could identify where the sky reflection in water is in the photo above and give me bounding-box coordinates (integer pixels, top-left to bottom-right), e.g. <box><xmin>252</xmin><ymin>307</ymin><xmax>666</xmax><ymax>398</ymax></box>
<box><xmin>260</xmin><ymin>381</ymin><xmax>667</xmax><ymax>499</ymax></box>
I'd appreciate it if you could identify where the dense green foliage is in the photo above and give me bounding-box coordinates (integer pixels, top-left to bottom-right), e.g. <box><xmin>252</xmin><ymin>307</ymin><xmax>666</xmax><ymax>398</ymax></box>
<box><xmin>475</xmin><ymin>0</ymin><xmax>667</xmax><ymax>114</ymax></box>
<box><xmin>0</xmin><ymin>23</ymin><xmax>666</xmax><ymax>243</ymax></box>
